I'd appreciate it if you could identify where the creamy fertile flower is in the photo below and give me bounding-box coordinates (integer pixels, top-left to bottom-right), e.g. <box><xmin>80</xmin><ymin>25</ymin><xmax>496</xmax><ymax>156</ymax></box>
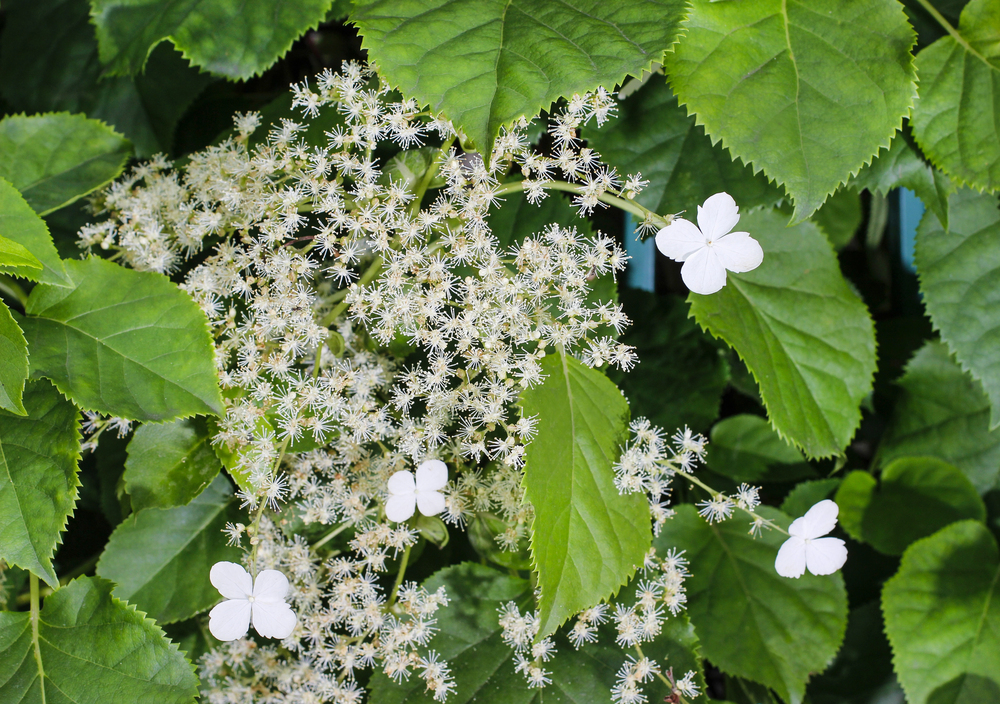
<box><xmin>208</xmin><ymin>561</ymin><xmax>297</xmax><ymax>641</ymax></box>
<box><xmin>775</xmin><ymin>500</ymin><xmax>848</xmax><ymax>578</ymax></box>
<box><xmin>655</xmin><ymin>192</ymin><xmax>763</xmax><ymax>295</ymax></box>
<box><xmin>386</xmin><ymin>459</ymin><xmax>449</xmax><ymax>523</ymax></box>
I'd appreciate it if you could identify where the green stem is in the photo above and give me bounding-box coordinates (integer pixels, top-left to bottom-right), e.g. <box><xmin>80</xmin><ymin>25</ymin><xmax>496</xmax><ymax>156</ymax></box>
<box><xmin>248</xmin><ymin>436</ymin><xmax>291</xmax><ymax>575</ymax></box>
<box><xmin>312</xmin><ymin>520</ymin><xmax>355</xmax><ymax>550</ymax></box>
<box><xmin>673</xmin><ymin>468</ymin><xmax>788</xmax><ymax>536</ymax></box>
<box><xmin>320</xmin><ymin>257</ymin><xmax>384</xmax><ymax>327</ymax></box>
<box><xmin>492</xmin><ymin>179</ymin><xmax>670</xmax><ymax>230</ymax></box>
<box><xmin>30</xmin><ymin>574</ymin><xmax>46</xmax><ymax>703</ymax></box>
<box><xmin>913</xmin><ymin>0</ymin><xmax>988</xmax><ymax>65</ymax></box>
<box><xmin>410</xmin><ymin>136</ymin><xmax>455</xmax><ymax>216</ymax></box>
<box><xmin>387</xmin><ymin>543</ymin><xmax>412</xmax><ymax>608</ymax></box>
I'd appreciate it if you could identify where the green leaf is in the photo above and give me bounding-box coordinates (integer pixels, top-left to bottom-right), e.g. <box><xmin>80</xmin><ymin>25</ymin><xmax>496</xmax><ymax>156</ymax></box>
<box><xmin>96</xmin><ymin>474</ymin><xmax>241</xmax><ymax>624</ymax></box>
<box><xmin>780</xmin><ymin>478</ymin><xmax>841</xmax><ymax>519</ymax></box>
<box><xmin>584</xmin><ymin>78</ymin><xmax>783</xmax><ymax>217</ymax></box>
<box><xmin>608</xmin><ymin>289</ymin><xmax>729</xmax><ymax>434</ymax></box>
<box><xmin>0</xmin><ymin>576</ymin><xmax>199</xmax><ymax>703</ymax></box>
<box><xmin>520</xmin><ymin>352</ymin><xmax>651</xmax><ymax>637</ymax></box>
<box><xmin>851</xmin><ymin>129</ymin><xmax>954</xmax><ymax>229</ymax></box>
<box><xmin>835</xmin><ymin>457</ymin><xmax>986</xmax><ymax>556</ymax></box>
<box><xmin>689</xmin><ymin>207</ymin><xmax>877</xmax><ymax>458</ymax></box>
<box><xmin>910</xmin><ymin>0</ymin><xmax>1000</xmax><ymax>192</ymax></box>
<box><xmin>0</xmin><ymin>235</ymin><xmax>42</xmax><ymax>276</ymax></box>
<box><xmin>882</xmin><ymin>520</ymin><xmax>1000</xmax><ymax>704</ymax></box>
<box><xmin>21</xmin><ymin>257</ymin><xmax>224</xmax><ymax>421</ymax></box>
<box><xmin>0</xmin><ymin>302</ymin><xmax>29</xmax><ymax>415</ymax></box>
<box><xmin>0</xmin><ymin>113</ymin><xmax>132</xmax><ymax>216</ymax></box>
<box><xmin>354</xmin><ymin>0</ymin><xmax>688</xmax><ymax>157</ymax></box>
<box><xmin>705</xmin><ymin>414</ymin><xmax>810</xmax><ymax>483</ymax></box>
<box><xmin>0</xmin><ymin>179</ymin><xmax>70</xmax><ymax>287</ymax></box>
<box><xmin>124</xmin><ymin>417</ymin><xmax>223</xmax><ymax>512</ymax></box>
<box><xmin>488</xmin><ymin>189</ymin><xmax>593</xmax><ymax>251</ymax></box>
<box><xmin>0</xmin><ymin>380</ymin><xmax>80</xmax><ymax>588</ymax></box>
<box><xmin>811</xmin><ymin>187</ymin><xmax>862</xmax><ymax>250</ymax></box>
<box><xmin>656</xmin><ymin>505</ymin><xmax>848</xmax><ymax>704</ymax></box>
<box><xmin>90</xmin><ymin>0</ymin><xmax>333</xmax><ymax>80</ymax></box>
<box><xmin>916</xmin><ymin>189</ymin><xmax>1000</xmax><ymax>428</ymax></box>
<box><xmin>665</xmin><ymin>0</ymin><xmax>918</xmax><ymax>221</ymax></box>
<box><xmin>367</xmin><ymin>562</ymin><xmax>707</xmax><ymax>704</ymax></box>
<box><xmin>0</xmin><ymin>0</ymin><xmax>215</xmax><ymax>158</ymax></box>
<box><xmin>878</xmin><ymin>341</ymin><xmax>1000</xmax><ymax>494</ymax></box>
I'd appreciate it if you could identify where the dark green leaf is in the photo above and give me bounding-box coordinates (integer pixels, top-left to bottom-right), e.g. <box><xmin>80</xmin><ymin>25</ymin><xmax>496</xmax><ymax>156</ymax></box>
<box><xmin>878</xmin><ymin>341</ymin><xmax>1000</xmax><ymax>494</ymax></box>
<box><xmin>916</xmin><ymin>188</ymin><xmax>1000</xmax><ymax>428</ymax></box>
<box><xmin>487</xmin><ymin>189</ymin><xmax>593</xmax><ymax>248</ymax></box>
<box><xmin>780</xmin><ymin>478</ymin><xmax>841</xmax><ymax>520</ymax></box>
<box><xmin>22</xmin><ymin>257</ymin><xmax>224</xmax><ymax>421</ymax></box>
<box><xmin>90</xmin><ymin>0</ymin><xmax>333</xmax><ymax>80</ymax></box>
<box><xmin>124</xmin><ymin>417</ymin><xmax>223</xmax><ymax>511</ymax></box>
<box><xmin>689</xmin><ymin>207</ymin><xmax>877</xmax><ymax>458</ymax></box>
<box><xmin>585</xmin><ymin>78</ymin><xmax>782</xmax><ymax>217</ymax></box>
<box><xmin>0</xmin><ymin>576</ymin><xmax>199</xmax><ymax>703</ymax></box>
<box><xmin>0</xmin><ymin>113</ymin><xmax>131</xmax><ymax>216</ymax></box>
<box><xmin>882</xmin><ymin>520</ymin><xmax>1000</xmax><ymax>704</ymax></box>
<box><xmin>354</xmin><ymin>0</ymin><xmax>688</xmax><ymax>156</ymax></box>
<box><xmin>0</xmin><ymin>179</ymin><xmax>70</xmax><ymax>287</ymax></box>
<box><xmin>706</xmin><ymin>414</ymin><xmax>810</xmax><ymax>483</ymax></box>
<box><xmin>520</xmin><ymin>352</ymin><xmax>650</xmax><ymax>637</ymax></box>
<box><xmin>811</xmin><ymin>187</ymin><xmax>862</xmax><ymax>249</ymax></box>
<box><xmin>911</xmin><ymin>0</ymin><xmax>1000</xmax><ymax>192</ymax></box>
<box><xmin>0</xmin><ymin>302</ymin><xmax>28</xmax><ymax>415</ymax></box>
<box><xmin>666</xmin><ymin>0</ymin><xmax>917</xmax><ymax>220</ymax></box>
<box><xmin>835</xmin><ymin>457</ymin><xmax>986</xmax><ymax>555</ymax></box>
<box><xmin>0</xmin><ymin>380</ymin><xmax>80</xmax><ymax>587</ymax></box>
<box><xmin>655</xmin><ymin>505</ymin><xmax>848</xmax><ymax>704</ymax></box>
<box><xmin>96</xmin><ymin>474</ymin><xmax>241</xmax><ymax>624</ymax></box>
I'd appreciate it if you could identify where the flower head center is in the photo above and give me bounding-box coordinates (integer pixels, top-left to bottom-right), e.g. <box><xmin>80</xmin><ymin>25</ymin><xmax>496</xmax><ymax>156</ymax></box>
<box><xmin>248</xmin><ymin>595</ymin><xmax>256</xmax><ymax>603</ymax></box>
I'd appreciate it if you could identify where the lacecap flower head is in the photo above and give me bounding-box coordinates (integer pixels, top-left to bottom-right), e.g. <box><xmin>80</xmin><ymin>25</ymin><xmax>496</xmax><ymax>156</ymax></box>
<box><xmin>775</xmin><ymin>500</ymin><xmax>848</xmax><ymax>578</ymax></box>
<box><xmin>386</xmin><ymin>459</ymin><xmax>449</xmax><ymax>522</ymax></box>
<box><xmin>208</xmin><ymin>561</ymin><xmax>297</xmax><ymax>641</ymax></box>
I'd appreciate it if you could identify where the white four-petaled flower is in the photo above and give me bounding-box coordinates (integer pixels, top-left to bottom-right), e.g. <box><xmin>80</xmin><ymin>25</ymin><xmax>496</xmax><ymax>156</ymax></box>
<box><xmin>208</xmin><ymin>561</ymin><xmax>297</xmax><ymax>641</ymax></box>
<box><xmin>775</xmin><ymin>500</ymin><xmax>848</xmax><ymax>578</ymax></box>
<box><xmin>386</xmin><ymin>459</ymin><xmax>448</xmax><ymax>523</ymax></box>
<box><xmin>655</xmin><ymin>192</ymin><xmax>763</xmax><ymax>295</ymax></box>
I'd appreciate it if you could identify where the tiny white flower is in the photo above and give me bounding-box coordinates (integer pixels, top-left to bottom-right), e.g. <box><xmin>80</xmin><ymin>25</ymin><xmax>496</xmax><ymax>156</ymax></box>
<box><xmin>208</xmin><ymin>561</ymin><xmax>297</xmax><ymax>641</ymax></box>
<box><xmin>775</xmin><ymin>500</ymin><xmax>848</xmax><ymax>578</ymax></box>
<box><xmin>386</xmin><ymin>459</ymin><xmax>448</xmax><ymax>523</ymax></box>
<box><xmin>655</xmin><ymin>192</ymin><xmax>763</xmax><ymax>295</ymax></box>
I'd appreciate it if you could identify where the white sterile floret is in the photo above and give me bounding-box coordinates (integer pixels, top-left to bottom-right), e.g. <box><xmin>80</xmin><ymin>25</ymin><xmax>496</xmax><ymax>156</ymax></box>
<box><xmin>775</xmin><ymin>500</ymin><xmax>849</xmax><ymax>578</ymax></box>
<box><xmin>654</xmin><ymin>192</ymin><xmax>763</xmax><ymax>295</ymax></box>
<box><xmin>208</xmin><ymin>561</ymin><xmax>297</xmax><ymax>641</ymax></box>
<box><xmin>386</xmin><ymin>459</ymin><xmax>449</xmax><ymax>522</ymax></box>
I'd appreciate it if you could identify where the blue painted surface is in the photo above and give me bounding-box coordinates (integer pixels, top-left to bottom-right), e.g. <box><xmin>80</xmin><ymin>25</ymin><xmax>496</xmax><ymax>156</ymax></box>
<box><xmin>624</xmin><ymin>212</ymin><xmax>656</xmax><ymax>291</ymax></box>
<box><xmin>898</xmin><ymin>188</ymin><xmax>923</xmax><ymax>273</ymax></box>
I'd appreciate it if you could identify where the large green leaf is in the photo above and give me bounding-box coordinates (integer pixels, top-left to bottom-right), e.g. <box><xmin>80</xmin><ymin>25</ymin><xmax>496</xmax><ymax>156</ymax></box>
<box><xmin>851</xmin><ymin>129</ymin><xmax>954</xmax><ymax>228</ymax></box>
<box><xmin>656</xmin><ymin>505</ymin><xmax>848</xmax><ymax>704</ymax></box>
<box><xmin>0</xmin><ymin>302</ymin><xmax>28</xmax><ymax>415</ymax></box>
<box><xmin>124</xmin><ymin>417</ymin><xmax>223</xmax><ymax>512</ymax></box>
<box><xmin>878</xmin><ymin>341</ymin><xmax>1000</xmax><ymax>494</ymax></box>
<box><xmin>666</xmin><ymin>0</ymin><xmax>917</xmax><ymax>221</ymax></box>
<box><xmin>367</xmin><ymin>562</ymin><xmax>707</xmax><ymax>704</ymax></box>
<box><xmin>96</xmin><ymin>474</ymin><xmax>240</xmax><ymax>624</ymax></box>
<box><xmin>354</xmin><ymin>0</ymin><xmax>687</xmax><ymax>157</ymax></box>
<box><xmin>0</xmin><ymin>113</ymin><xmax>131</xmax><ymax>216</ymax></box>
<box><xmin>0</xmin><ymin>0</ymin><xmax>215</xmax><ymax>157</ymax></box>
<box><xmin>0</xmin><ymin>235</ymin><xmax>42</xmax><ymax>278</ymax></box>
<box><xmin>688</xmin><ymin>207</ymin><xmax>877</xmax><ymax>458</ymax></box>
<box><xmin>90</xmin><ymin>0</ymin><xmax>333</xmax><ymax>80</ymax></box>
<box><xmin>0</xmin><ymin>179</ymin><xmax>70</xmax><ymax>287</ymax></box>
<box><xmin>0</xmin><ymin>380</ymin><xmax>80</xmax><ymax>587</ymax></box>
<box><xmin>916</xmin><ymin>189</ymin><xmax>1000</xmax><ymax>428</ymax></box>
<box><xmin>810</xmin><ymin>187</ymin><xmax>862</xmax><ymax>250</ymax></box>
<box><xmin>584</xmin><ymin>78</ymin><xmax>782</xmax><ymax>217</ymax></box>
<box><xmin>882</xmin><ymin>521</ymin><xmax>1000</xmax><ymax>704</ymax></box>
<box><xmin>705</xmin><ymin>414</ymin><xmax>810</xmax><ymax>483</ymax></box>
<box><xmin>520</xmin><ymin>352</ymin><xmax>651</xmax><ymax>637</ymax></box>
<box><xmin>910</xmin><ymin>0</ymin><xmax>1000</xmax><ymax>192</ymax></box>
<box><xmin>0</xmin><ymin>576</ymin><xmax>199</xmax><ymax>703</ymax></box>
<box><xmin>835</xmin><ymin>457</ymin><xmax>985</xmax><ymax>556</ymax></box>
<box><xmin>22</xmin><ymin>257</ymin><xmax>224</xmax><ymax>421</ymax></box>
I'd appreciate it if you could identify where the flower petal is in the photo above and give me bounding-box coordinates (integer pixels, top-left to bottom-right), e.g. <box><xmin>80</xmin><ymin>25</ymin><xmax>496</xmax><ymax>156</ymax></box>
<box><xmin>775</xmin><ymin>536</ymin><xmax>807</xmax><ymax>578</ymax></box>
<box><xmin>798</xmin><ymin>499</ymin><xmax>839</xmax><ymax>539</ymax></box>
<box><xmin>253</xmin><ymin>569</ymin><xmax>290</xmax><ymax>601</ymax></box>
<box><xmin>655</xmin><ymin>218</ymin><xmax>705</xmax><ymax>262</ymax></box>
<box><xmin>805</xmin><ymin>537</ymin><xmax>848</xmax><ymax>576</ymax></box>
<box><xmin>680</xmin><ymin>246</ymin><xmax>728</xmax><ymax>295</ymax></box>
<box><xmin>697</xmin><ymin>192</ymin><xmax>740</xmax><ymax>240</ymax></box>
<box><xmin>416</xmin><ymin>490</ymin><xmax>446</xmax><ymax>517</ymax></box>
<box><xmin>209</xmin><ymin>598</ymin><xmax>251</xmax><ymax>641</ymax></box>
<box><xmin>251</xmin><ymin>599</ymin><xmax>297</xmax><ymax>639</ymax></box>
<box><xmin>416</xmin><ymin>459</ymin><xmax>448</xmax><ymax>491</ymax></box>
<box><xmin>210</xmin><ymin>561</ymin><xmax>253</xmax><ymax>600</ymax></box>
<box><xmin>714</xmin><ymin>231</ymin><xmax>763</xmax><ymax>273</ymax></box>
<box><xmin>387</xmin><ymin>470</ymin><xmax>415</xmax><ymax>496</ymax></box>
<box><xmin>386</xmin><ymin>493</ymin><xmax>416</xmax><ymax>522</ymax></box>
